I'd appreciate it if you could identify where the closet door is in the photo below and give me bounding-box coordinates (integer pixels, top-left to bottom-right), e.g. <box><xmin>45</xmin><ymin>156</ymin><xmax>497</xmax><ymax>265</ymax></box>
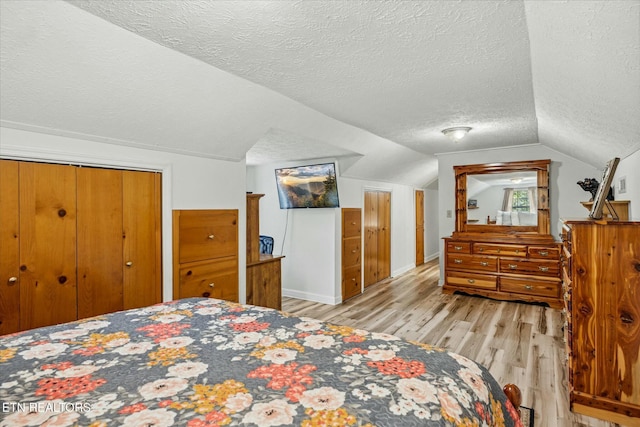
<box><xmin>377</xmin><ymin>191</ymin><xmax>391</xmax><ymax>281</ymax></box>
<box><xmin>415</xmin><ymin>190</ymin><xmax>424</xmax><ymax>266</ymax></box>
<box><xmin>364</xmin><ymin>191</ymin><xmax>378</xmax><ymax>287</ymax></box>
<box><xmin>0</xmin><ymin>160</ymin><xmax>20</xmax><ymax>334</ymax></box>
<box><xmin>77</xmin><ymin>168</ymin><xmax>124</xmax><ymax>318</ymax></box>
<box><xmin>19</xmin><ymin>162</ymin><xmax>77</xmax><ymax>329</ymax></box>
<box><xmin>123</xmin><ymin>170</ymin><xmax>162</xmax><ymax>309</ymax></box>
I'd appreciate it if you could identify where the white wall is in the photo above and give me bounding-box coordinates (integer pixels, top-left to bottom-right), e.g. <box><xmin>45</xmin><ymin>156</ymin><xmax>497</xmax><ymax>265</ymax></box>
<box><xmin>247</xmin><ymin>159</ymin><xmax>420</xmax><ymax>305</ymax></box>
<box><xmin>436</xmin><ymin>144</ymin><xmax>600</xmax><ymax>284</ymax></box>
<box><xmin>1</xmin><ymin>127</ymin><xmax>247</xmax><ymax>302</ymax></box>
<box><xmin>614</xmin><ymin>149</ymin><xmax>640</xmax><ymax>220</ymax></box>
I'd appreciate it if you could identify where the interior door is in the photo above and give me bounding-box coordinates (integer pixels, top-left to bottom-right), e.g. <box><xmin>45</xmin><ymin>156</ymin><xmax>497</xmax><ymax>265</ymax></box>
<box><xmin>377</xmin><ymin>191</ymin><xmax>391</xmax><ymax>281</ymax></box>
<box><xmin>123</xmin><ymin>170</ymin><xmax>162</xmax><ymax>309</ymax></box>
<box><xmin>415</xmin><ymin>190</ymin><xmax>424</xmax><ymax>266</ymax></box>
<box><xmin>77</xmin><ymin>167</ymin><xmax>124</xmax><ymax>318</ymax></box>
<box><xmin>19</xmin><ymin>162</ymin><xmax>78</xmax><ymax>329</ymax></box>
<box><xmin>364</xmin><ymin>191</ymin><xmax>378</xmax><ymax>287</ymax></box>
<box><xmin>0</xmin><ymin>160</ymin><xmax>20</xmax><ymax>334</ymax></box>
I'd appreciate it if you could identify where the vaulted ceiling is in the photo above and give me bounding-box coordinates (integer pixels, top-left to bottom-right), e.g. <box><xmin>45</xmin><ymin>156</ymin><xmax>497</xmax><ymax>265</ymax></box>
<box><xmin>1</xmin><ymin>1</ymin><xmax>638</xmax><ymax>187</ymax></box>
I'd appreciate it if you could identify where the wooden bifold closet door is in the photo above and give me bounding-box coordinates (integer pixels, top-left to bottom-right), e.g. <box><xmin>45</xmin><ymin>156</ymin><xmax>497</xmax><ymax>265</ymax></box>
<box><xmin>364</xmin><ymin>191</ymin><xmax>391</xmax><ymax>288</ymax></box>
<box><xmin>0</xmin><ymin>160</ymin><xmax>162</xmax><ymax>334</ymax></box>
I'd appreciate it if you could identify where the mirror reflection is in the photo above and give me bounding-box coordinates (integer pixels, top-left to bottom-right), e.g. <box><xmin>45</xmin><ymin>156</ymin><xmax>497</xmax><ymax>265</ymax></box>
<box><xmin>466</xmin><ymin>171</ymin><xmax>537</xmax><ymax>225</ymax></box>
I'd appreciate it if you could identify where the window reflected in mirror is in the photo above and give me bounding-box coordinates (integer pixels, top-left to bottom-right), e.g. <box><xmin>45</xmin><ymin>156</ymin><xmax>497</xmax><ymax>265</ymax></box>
<box><xmin>466</xmin><ymin>171</ymin><xmax>537</xmax><ymax>225</ymax></box>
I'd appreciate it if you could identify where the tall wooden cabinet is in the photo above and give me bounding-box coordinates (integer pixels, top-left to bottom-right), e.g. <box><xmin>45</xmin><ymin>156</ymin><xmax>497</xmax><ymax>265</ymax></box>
<box><xmin>342</xmin><ymin>208</ymin><xmax>362</xmax><ymax>301</ymax></box>
<box><xmin>246</xmin><ymin>194</ymin><xmax>284</xmax><ymax>310</ymax></box>
<box><xmin>561</xmin><ymin>219</ymin><xmax>640</xmax><ymax>425</ymax></box>
<box><xmin>172</xmin><ymin>210</ymin><xmax>239</xmax><ymax>302</ymax></box>
<box><xmin>0</xmin><ymin>160</ymin><xmax>162</xmax><ymax>335</ymax></box>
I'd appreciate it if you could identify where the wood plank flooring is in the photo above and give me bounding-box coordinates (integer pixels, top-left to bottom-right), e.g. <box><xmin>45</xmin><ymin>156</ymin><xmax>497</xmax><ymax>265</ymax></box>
<box><xmin>282</xmin><ymin>259</ymin><xmax>620</xmax><ymax>427</ymax></box>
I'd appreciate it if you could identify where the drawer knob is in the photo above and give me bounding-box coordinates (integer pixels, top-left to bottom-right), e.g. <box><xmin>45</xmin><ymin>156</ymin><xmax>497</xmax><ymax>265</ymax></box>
<box><xmin>8</xmin><ymin>276</ymin><xmax>18</xmax><ymax>284</ymax></box>
<box><xmin>454</xmin><ymin>259</ymin><xmax>463</xmax><ymax>264</ymax></box>
<box><xmin>467</xmin><ymin>279</ymin><xmax>475</xmax><ymax>284</ymax></box>
<box><xmin>524</xmin><ymin>285</ymin><xmax>533</xmax><ymax>290</ymax></box>
<box><xmin>539</xmin><ymin>251</ymin><xmax>549</xmax><ymax>256</ymax></box>
<box><xmin>454</xmin><ymin>246</ymin><xmax>463</xmax><ymax>250</ymax></box>
<box><xmin>351</xmin><ymin>222</ymin><xmax>356</xmax><ymax>225</ymax></box>
<box><xmin>352</xmin><ymin>250</ymin><xmax>357</xmax><ymax>253</ymax></box>
<box><xmin>478</xmin><ymin>248</ymin><xmax>484</xmax><ymax>252</ymax></box>
<box><xmin>538</xmin><ymin>266</ymin><xmax>549</xmax><ymax>272</ymax></box>
<box><xmin>497</xmin><ymin>249</ymin><xmax>501</xmax><ymax>253</ymax></box>
<box><xmin>209</xmin><ymin>283</ymin><xmax>215</xmax><ymax>288</ymax></box>
<box><xmin>351</xmin><ymin>278</ymin><xmax>356</xmax><ymax>281</ymax></box>
<box><xmin>126</xmin><ymin>261</ymin><xmax>133</xmax><ymax>267</ymax></box>
<box><xmin>509</xmin><ymin>264</ymin><xmax>518</xmax><ymax>269</ymax></box>
<box><xmin>208</xmin><ymin>234</ymin><xmax>215</xmax><ymax>240</ymax></box>
<box><xmin>515</xmin><ymin>250</ymin><xmax>520</xmax><ymax>254</ymax></box>
<box><xmin>480</xmin><ymin>261</ymin><xmax>489</xmax><ymax>267</ymax></box>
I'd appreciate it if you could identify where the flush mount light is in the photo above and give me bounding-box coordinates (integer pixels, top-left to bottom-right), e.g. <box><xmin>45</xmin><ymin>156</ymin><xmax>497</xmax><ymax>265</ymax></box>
<box><xmin>442</xmin><ymin>127</ymin><xmax>472</xmax><ymax>142</ymax></box>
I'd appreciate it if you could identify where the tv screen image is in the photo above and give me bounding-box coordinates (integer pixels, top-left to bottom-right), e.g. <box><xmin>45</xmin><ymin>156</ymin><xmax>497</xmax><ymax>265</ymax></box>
<box><xmin>275</xmin><ymin>163</ymin><xmax>340</xmax><ymax>209</ymax></box>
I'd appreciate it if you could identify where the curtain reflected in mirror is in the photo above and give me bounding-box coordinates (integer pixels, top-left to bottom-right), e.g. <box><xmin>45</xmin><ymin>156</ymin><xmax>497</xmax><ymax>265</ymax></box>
<box><xmin>466</xmin><ymin>171</ymin><xmax>537</xmax><ymax>225</ymax></box>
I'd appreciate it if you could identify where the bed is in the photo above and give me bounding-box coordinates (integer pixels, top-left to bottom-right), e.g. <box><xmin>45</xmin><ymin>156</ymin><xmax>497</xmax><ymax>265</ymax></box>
<box><xmin>0</xmin><ymin>298</ymin><xmax>523</xmax><ymax>426</ymax></box>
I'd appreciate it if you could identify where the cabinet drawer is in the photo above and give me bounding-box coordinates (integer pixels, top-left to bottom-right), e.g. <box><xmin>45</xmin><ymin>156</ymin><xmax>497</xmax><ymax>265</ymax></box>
<box><xmin>342</xmin><ymin>265</ymin><xmax>361</xmax><ymax>301</ymax></box>
<box><xmin>446</xmin><ymin>272</ymin><xmax>496</xmax><ymax>290</ymax></box>
<box><xmin>343</xmin><ymin>210</ymin><xmax>361</xmax><ymax>239</ymax></box>
<box><xmin>447</xmin><ymin>241</ymin><xmax>471</xmax><ymax>254</ymax></box>
<box><xmin>447</xmin><ymin>254</ymin><xmax>497</xmax><ymax>272</ymax></box>
<box><xmin>343</xmin><ymin>238</ymin><xmax>361</xmax><ymax>267</ymax></box>
<box><xmin>474</xmin><ymin>243</ymin><xmax>527</xmax><ymax>257</ymax></box>
<box><xmin>500</xmin><ymin>277</ymin><xmax>560</xmax><ymax>298</ymax></box>
<box><xmin>529</xmin><ymin>246</ymin><xmax>560</xmax><ymax>259</ymax></box>
<box><xmin>177</xmin><ymin>210</ymin><xmax>238</xmax><ymax>263</ymax></box>
<box><xmin>500</xmin><ymin>258</ymin><xmax>560</xmax><ymax>277</ymax></box>
<box><xmin>179</xmin><ymin>258</ymin><xmax>238</xmax><ymax>301</ymax></box>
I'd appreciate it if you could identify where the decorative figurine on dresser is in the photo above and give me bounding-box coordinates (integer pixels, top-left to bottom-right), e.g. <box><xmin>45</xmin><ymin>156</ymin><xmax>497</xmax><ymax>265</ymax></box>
<box><xmin>443</xmin><ymin>159</ymin><xmax>563</xmax><ymax>308</ymax></box>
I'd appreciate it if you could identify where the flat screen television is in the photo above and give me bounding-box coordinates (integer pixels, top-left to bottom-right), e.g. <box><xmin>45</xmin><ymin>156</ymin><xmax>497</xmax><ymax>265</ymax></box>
<box><xmin>275</xmin><ymin>162</ymin><xmax>340</xmax><ymax>209</ymax></box>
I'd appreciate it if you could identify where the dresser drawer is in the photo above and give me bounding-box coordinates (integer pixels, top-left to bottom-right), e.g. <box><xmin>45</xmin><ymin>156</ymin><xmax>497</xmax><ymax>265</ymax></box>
<box><xmin>500</xmin><ymin>258</ymin><xmax>560</xmax><ymax>277</ymax></box>
<box><xmin>179</xmin><ymin>258</ymin><xmax>238</xmax><ymax>301</ymax></box>
<box><xmin>447</xmin><ymin>241</ymin><xmax>471</xmax><ymax>254</ymax></box>
<box><xmin>342</xmin><ymin>238</ymin><xmax>361</xmax><ymax>267</ymax></box>
<box><xmin>447</xmin><ymin>254</ymin><xmax>497</xmax><ymax>272</ymax></box>
<box><xmin>528</xmin><ymin>246</ymin><xmax>560</xmax><ymax>259</ymax></box>
<box><xmin>343</xmin><ymin>210</ymin><xmax>361</xmax><ymax>239</ymax></box>
<box><xmin>342</xmin><ymin>265</ymin><xmax>361</xmax><ymax>300</ymax></box>
<box><xmin>446</xmin><ymin>271</ymin><xmax>496</xmax><ymax>290</ymax></box>
<box><xmin>500</xmin><ymin>277</ymin><xmax>560</xmax><ymax>298</ymax></box>
<box><xmin>177</xmin><ymin>210</ymin><xmax>238</xmax><ymax>263</ymax></box>
<box><xmin>474</xmin><ymin>243</ymin><xmax>527</xmax><ymax>257</ymax></box>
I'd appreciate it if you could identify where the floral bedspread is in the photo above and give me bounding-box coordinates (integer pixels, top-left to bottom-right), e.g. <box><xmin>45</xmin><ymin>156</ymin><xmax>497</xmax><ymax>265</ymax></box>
<box><xmin>0</xmin><ymin>298</ymin><xmax>522</xmax><ymax>427</ymax></box>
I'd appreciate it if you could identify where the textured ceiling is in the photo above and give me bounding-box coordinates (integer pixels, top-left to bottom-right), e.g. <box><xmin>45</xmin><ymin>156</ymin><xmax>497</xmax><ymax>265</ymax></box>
<box><xmin>1</xmin><ymin>0</ymin><xmax>638</xmax><ymax>186</ymax></box>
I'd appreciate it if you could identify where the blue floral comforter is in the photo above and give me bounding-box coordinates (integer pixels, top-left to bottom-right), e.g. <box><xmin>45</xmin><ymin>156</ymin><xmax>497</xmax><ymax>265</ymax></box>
<box><xmin>0</xmin><ymin>298</ymin><xmax>522</xmax><ymax>426</ymax></box>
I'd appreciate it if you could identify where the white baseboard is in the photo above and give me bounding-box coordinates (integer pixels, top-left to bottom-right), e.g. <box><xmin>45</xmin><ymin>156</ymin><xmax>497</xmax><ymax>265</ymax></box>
<box><xmin>392</xmin><ymin>263</ymin><xmax>415</xmax><ymax>278</ymax></box>
<box><xmin>282</xmin><ymin>288</ymin><xmax>341</xmax><ymax>305</ymax></box>
<box><xmin>425</xmin><ymin>252</ymin><xmax>439</xmax><ymax>262</ymax></box>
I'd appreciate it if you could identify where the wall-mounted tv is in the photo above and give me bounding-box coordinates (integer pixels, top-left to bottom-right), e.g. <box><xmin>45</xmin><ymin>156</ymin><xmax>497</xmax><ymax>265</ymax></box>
<box><xmin>589</xmin><ymin>157</ymin><xmax>620</xmax><ymax>220</ymax></box>
<box><xmin>275</xmin><ymin>162</ymin><xmax>340</xmax><ymax>209</ymax></box>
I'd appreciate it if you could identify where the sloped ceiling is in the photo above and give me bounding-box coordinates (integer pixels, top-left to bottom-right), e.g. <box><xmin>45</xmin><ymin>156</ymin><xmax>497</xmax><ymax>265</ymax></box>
<box><xmin>1</xmin><ymin>1</ymin><xmax>638</xmax><ymax>187</ymax></box>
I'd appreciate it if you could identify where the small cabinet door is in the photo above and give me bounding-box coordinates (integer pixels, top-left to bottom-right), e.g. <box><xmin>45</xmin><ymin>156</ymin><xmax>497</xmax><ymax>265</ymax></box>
<box><xmin>179</xmin><ymin>258</ymin><xmax>238</xmax><ymax>302</ymax></box>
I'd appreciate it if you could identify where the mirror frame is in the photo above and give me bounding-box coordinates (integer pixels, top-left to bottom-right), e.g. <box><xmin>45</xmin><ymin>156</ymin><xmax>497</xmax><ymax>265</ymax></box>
<box><xmin>453</xmin><ymin>159</ymin><xmax>553</xmax><ymax>242</ymax></box>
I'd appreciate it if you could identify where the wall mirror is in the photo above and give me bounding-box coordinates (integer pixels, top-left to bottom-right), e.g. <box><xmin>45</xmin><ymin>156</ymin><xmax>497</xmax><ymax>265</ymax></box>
<box><xmin>453</xmin><ymin>159</ymin><xmax>552</xmax><ymax>240</ymax></box>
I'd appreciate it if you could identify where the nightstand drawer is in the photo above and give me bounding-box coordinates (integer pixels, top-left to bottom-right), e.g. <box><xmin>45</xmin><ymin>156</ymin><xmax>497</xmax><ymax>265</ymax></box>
<box><xmin>179</xmin><ymin>258</ymin><xmax>238</xmax><ymax>301</ymax></box>
<box><xmin>342</xmin><ymin>266</ymin><xmax>361</xmax><ymax>301</ymax></box>
<box><xmin>474</xmin><ymin>243</ymin><xmax>527</xmax><ymax>257</ymax></box>
<box><xmin>447</xmin><ymin>254</ymin><xmax>497</xmax><ymax>272</ymax></box>
<box><xmin>343</xmin><ymin>210</ymin><xmax>361</xmax><ymax>239</ymax></box>
<box><xmin>500</xmin><ymin>277</ymin><xmax>560</xmax><ymax>298</ymax></box>
<box><xmin>177</xmin><ymin>210</ymin><xmax>238</xmax><ymax>263</ymax></box>
<box><xmin>342</xmin><ymin>238</ymin><xmax>361</xmax><ymax>267</ymax></box>
<box><xmin>446</xmin><ymin>272</ymin><xmax>496</xmax><ymax>290</ymax></box>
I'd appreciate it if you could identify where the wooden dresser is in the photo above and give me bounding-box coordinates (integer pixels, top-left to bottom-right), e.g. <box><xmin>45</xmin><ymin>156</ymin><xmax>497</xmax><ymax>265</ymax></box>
<box><xmin>246</xmin><ymin>194</ymin><xmax>284</xmax><ymax>310</ymax></box>
<box><xmin>342</xmin><ymin>208</ymin><xmax>362</xmax><ymax>301</ymax></box>
<box><xmin>172</xmin><ymin>209</ymin><xmax>239</xmax><ymax>302</ymax></box>
<box><xmin>561</xmin><ymin>219</ymin><xmax>640</xmax><ymax>425</ymax></box>
<box><xmin>443</xmin><ymin>237</ymin><xmax>562</xmax><ymax>308</ymax></box>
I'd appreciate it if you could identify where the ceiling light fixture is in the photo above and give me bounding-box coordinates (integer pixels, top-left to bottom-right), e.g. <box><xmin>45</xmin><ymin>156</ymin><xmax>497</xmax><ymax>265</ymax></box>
<box><xmin>442</xmin><ymin>126</ymin><xmax>472</xmax><ymax>142</ymax></box>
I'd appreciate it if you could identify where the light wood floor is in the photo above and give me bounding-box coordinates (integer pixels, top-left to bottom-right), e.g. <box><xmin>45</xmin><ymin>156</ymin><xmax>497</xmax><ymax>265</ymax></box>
<box><xmin>282</xmin><ymin>259</ymin><xmax>620</xmax><ymax>427</ymax></box>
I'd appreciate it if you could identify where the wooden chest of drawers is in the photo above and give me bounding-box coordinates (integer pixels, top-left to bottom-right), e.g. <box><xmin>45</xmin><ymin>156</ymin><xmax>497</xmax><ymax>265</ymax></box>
<box><xmin>561</xmin><ymin>219</ymin><xmax>640</xmax><ymax>425</ymax></box>
<box><xmin>443</xmin><ymin>237</ymin><xmax>562</xmax><ymax>308</ymax></box>
<box><xmin>173</xmin><ymin>209</ymin><xmax>239</xmax><ymax>302</ymax></box>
